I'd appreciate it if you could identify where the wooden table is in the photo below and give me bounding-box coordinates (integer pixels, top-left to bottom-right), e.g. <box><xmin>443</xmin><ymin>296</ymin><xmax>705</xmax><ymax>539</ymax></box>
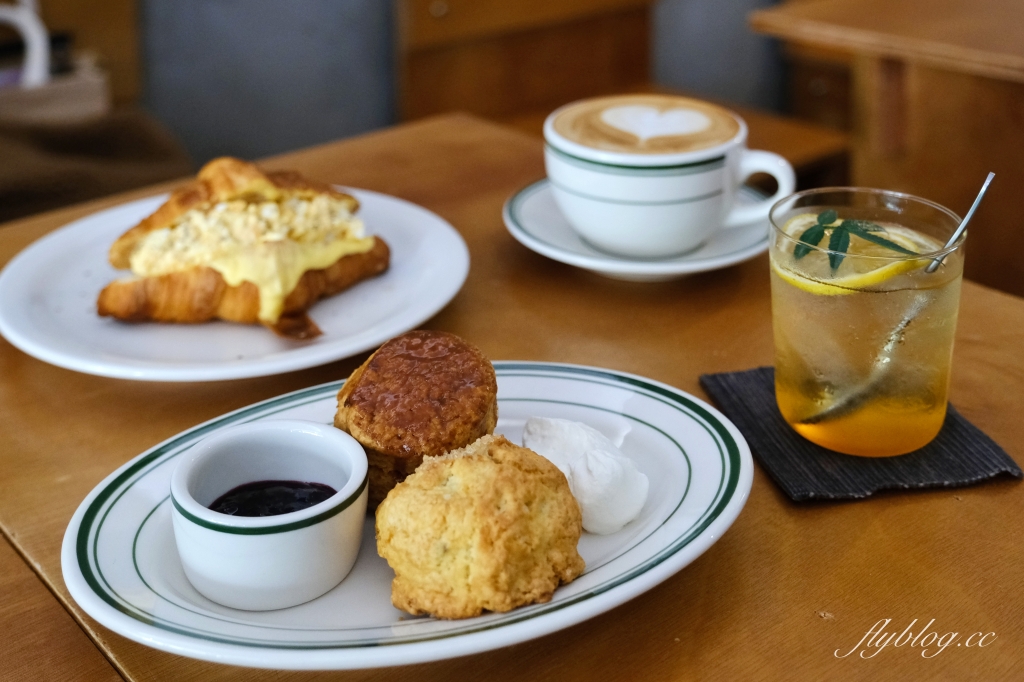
<box><xmin>1</xmin><ymin>114</ymin><xmax>1022</xmax><ymax>680</ymax></box>
<box><xmin>749</xmin><ymin>0</ymin><xmax>1024</xmax><ymax>299</ymax></box>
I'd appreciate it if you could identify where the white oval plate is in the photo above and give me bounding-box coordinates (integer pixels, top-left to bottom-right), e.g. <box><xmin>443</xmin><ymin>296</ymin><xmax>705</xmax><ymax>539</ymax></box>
<box><xmin>62</xmin><ymin>362</ymin><xmax>752</xmax><ymax>670</ymax></box>
<box><xmin>503</xmin><ymin>179</ymin><xmax>768</xmax><ymax>282</ymax></box>
<box><xmin>0</xmin><ymin>189</ymin><xmax>468</xmax><ymax>381</ymax></box>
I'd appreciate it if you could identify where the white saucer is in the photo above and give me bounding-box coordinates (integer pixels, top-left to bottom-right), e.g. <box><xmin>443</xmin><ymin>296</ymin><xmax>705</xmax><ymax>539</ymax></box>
<box><xmin>503</xmin><ymin>180</ymin><xmax>770</xmax><ymax>282</ymax></box>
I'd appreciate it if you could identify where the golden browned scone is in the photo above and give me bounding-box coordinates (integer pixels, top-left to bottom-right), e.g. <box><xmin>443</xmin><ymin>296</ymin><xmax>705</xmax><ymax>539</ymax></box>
<box><xmin>97</xmin><ymin>157</ymin><xmax>390</xmax><ymax>339</ymax></box>
<box><xmin>376</xmin><ymin>434</ymin><xmax>585</xmax><ymax>619</ymax></box>
<box><xmin>334</xmin><ymin>330</ymin><xmax>498</xmax><ymax>508</ymax></box>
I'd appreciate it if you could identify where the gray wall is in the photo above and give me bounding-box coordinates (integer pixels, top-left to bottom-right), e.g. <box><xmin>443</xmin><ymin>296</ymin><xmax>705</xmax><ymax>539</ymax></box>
<box><xmin>142</xmin><ymin>0</ymin><xmax>395</xmax><ymax>164</ymax></box>
<box><xmin>652</xmin><ymin>0</ymin><xmax>784</xmax><ymax>112</ymax></box>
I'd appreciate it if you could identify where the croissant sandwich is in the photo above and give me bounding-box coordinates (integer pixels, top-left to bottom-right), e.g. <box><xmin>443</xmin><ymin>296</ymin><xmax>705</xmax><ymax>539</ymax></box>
<box><xmin>97</xmin><ymin>157</ymin><xmax>390</xmax><ymax>339</ymax></box>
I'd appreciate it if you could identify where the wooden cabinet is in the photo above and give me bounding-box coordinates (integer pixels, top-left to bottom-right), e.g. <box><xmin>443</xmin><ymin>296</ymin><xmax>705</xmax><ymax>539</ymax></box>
<box><xmin>396</xmin><ymin>0</ymin><xmax>654</xmax><ymax>122</ymax></box>
<box><xmin>785</xmin><ymin>43</ymin><xmax>853</xmax><ymax>131</ymax></box>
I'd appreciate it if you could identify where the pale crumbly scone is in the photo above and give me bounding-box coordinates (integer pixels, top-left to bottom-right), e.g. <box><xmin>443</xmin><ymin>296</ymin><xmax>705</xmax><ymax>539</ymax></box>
<box><xmin>97</xmin><ymin>156</ymin><xmax>389</xmax><ymax>339</ymax></box>
<box><xmin>375</xmin><ymin>434</ymin><xmax>586</xmax><ymax>619</ymax></box>
<box><xmin>334</xmin><ymin>330</ymin><xmax>498</xmax><ymax>509</ymax></box>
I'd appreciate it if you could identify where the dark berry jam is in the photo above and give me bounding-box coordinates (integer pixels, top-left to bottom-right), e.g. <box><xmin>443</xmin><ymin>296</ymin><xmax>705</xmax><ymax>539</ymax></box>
<box><xmin>209</xmin><ymin>480</ymin><xmax>337</xmax><ymax>517</ymax></box>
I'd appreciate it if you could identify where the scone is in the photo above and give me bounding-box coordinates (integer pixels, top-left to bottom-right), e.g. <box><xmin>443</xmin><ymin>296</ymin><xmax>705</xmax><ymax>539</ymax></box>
<box><xmin>334</xmin><ymin>330</ymin><xmax>498</xmax><ymax>508</ymax></box>
<box><xmin>97</xmin><ymin>156</ymin><xmax>390</xmax><ymax>339</ymax></box>
<box><xmin>375</xmin><ymin>435</ymin><xmax>585</xmax><ymax>619</ymax></box>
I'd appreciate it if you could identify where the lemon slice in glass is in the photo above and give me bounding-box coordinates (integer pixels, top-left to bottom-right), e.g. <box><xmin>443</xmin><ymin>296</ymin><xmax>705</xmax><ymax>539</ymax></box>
<box><xmin>772</xmin><ymin>213</ymin><xmax>935</xmax><ymax>296</ymax></box>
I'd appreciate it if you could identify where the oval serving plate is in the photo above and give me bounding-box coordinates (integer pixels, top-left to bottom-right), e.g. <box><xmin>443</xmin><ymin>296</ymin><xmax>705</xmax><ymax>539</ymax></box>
<box><xmin>62</xmin><ymin>362</ymin><xmax>752</xmax><ymax>669</ymax></box>
<box><xmin>0</xmin><ymin>188</ymin><xmax>468</xmax><ymax>381</ymax></box>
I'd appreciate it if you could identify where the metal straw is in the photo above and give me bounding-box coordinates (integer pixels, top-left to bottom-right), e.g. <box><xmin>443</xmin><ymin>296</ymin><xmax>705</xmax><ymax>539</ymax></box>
<box><xmin>925</xmin><ymin>172</ymin><xmax>995</xmax><ymax>273</ymax></box>
<box><xmin>798</xmin><ymin>293</ymin><xmax>929</xmax><ymax>425</ymax></box>
<box><xmin>798</xmin><ymin>174</ymin><xmax>994</xmax><ymax>425</ymax></box>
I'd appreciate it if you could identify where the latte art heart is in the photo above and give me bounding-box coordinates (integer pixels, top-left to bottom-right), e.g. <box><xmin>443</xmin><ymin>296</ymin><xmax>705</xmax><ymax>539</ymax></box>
<box><xmin>549</xmin><ymin>94</ymin><xmax>741</xmax><ymax>155</ymax></box>
<box><xmin>600</xmin><ymin>106</ymin><xmax>712</xmax><ymax>141</ymax></box>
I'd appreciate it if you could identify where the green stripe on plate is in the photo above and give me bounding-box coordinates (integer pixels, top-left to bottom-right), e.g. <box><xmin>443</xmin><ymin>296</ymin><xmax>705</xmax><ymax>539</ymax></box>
<box><xmin>75</xmin><ymin>363</ymin><xmax>742</xmax><ymax>649</ymax></box>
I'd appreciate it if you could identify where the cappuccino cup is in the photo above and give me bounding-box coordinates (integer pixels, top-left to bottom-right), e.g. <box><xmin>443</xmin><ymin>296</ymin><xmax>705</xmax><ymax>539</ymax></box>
<box><xmin>544</xmin><ymin>94</ymin><xmax>796</xmax><ymax>258</ymax></box>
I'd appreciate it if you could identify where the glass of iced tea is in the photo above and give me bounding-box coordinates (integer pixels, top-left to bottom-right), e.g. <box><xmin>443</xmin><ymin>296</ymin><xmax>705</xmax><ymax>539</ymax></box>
<box><xmin>769</xmin><ymin>188</ymin><xmax>965</xmax><ymax>457</ymax></box>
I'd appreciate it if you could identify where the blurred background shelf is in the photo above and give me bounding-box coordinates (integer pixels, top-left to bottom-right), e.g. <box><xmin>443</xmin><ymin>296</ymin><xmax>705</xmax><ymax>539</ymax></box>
<box><xmin>5</xmin><ymin>0</ymin><xmax>1022</xmax><ymax>297</ymax></box>
<box><xmin>0</xmin><ymin>0</ymin><xmax>190</xmax><ymax>223</ymax></box>
<box><xmin>397</xmin><ymin>0</ymin><xmax>849</xmax><ymax>190</ymax></box>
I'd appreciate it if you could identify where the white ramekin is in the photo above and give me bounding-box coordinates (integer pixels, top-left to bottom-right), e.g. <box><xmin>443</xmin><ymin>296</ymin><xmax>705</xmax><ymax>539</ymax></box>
<box><xmin>170</xmin><ymin>420</ymin><xmax>368</xmax><ymax>611</ymax></box>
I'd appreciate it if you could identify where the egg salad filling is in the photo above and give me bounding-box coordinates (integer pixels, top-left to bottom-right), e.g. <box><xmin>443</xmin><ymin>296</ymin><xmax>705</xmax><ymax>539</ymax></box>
<box><xmin>129</xmin><ymin>195</ymin><xmax>374</xmax><ymax>323</ymax></box>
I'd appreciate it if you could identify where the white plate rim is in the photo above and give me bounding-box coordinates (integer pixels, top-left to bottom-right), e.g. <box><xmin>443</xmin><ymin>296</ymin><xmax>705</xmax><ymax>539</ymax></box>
<box><xmin>61</xmin><ymin>361</ymin><xmax>753</xmax><ymax>670</ymax></box>
<box><xmin>0</xmin><ymin>188</ymin><xmax>469</xmax><ymax>382</ymax></box>
<box><xmin>502</xmin><ymin>179</ymin><xmax>769</xmax><ymax>276</ymax></box>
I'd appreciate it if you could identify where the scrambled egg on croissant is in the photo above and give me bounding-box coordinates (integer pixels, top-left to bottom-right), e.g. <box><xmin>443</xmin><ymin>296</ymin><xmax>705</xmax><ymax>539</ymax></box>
<box><xmin>98</xmin><ymin>157</ymin><xmax>389</xmax><ymax>339</ymax></box>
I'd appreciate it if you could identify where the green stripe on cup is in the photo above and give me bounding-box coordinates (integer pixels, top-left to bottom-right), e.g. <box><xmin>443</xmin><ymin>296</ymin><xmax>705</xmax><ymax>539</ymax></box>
<box><xmin>546</xmin><ymin>144</ymin><xmax>725</xmax><ymax>175</ymax></box>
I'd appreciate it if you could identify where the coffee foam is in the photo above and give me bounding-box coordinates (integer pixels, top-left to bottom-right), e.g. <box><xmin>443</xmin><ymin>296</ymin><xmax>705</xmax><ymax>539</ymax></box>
<box><xmin>550</xmin><ymin>94</ymin><xmax>741</xmax><ymax>155</ymax></box>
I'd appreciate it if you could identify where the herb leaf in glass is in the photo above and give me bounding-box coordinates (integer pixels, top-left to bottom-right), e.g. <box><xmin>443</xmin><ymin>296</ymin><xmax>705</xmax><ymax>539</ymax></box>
<box><xmin>768</xmin><ymin>187</ymin><xmax>967</xmax><ymax>457</ymax></box>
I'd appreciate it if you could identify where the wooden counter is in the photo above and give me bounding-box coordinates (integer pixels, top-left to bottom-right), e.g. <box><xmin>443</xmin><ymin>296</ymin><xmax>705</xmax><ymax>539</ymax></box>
<box><xmin>1</xmin><ymin>114</ymin><xmax>1021</xmax><ymax>680</ymax></box>
<box><xmin>750</xmin><ymin>0</ymin><xmax>1024</xmax><ymax>298</ymax></box>
<box><xmin>751</xmin><ymin>0</ymin><xmax>1024</xmax><ymax>83</ymax></box>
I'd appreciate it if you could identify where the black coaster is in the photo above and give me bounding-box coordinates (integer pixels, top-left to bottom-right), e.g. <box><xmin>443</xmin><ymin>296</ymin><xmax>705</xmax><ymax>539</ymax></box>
<box><xmin>699</xmin><ymin>367</ymin><xmax>1022</xmax><ymax>502</ymax></box>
